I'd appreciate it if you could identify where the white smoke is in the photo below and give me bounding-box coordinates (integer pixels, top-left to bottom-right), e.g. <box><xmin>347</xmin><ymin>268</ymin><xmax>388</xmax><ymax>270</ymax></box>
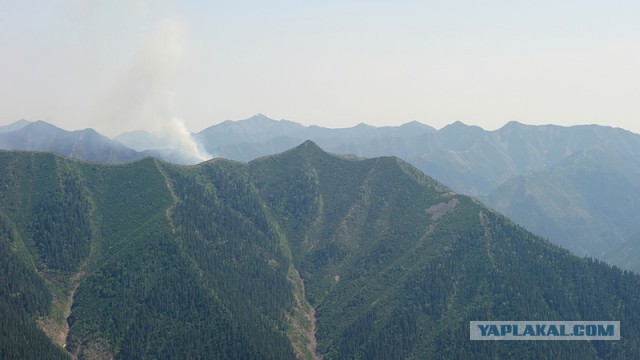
<box><xmin>103</xmin><ymin>18</ymin><xmax>210</xmax><ymax>162</ymax></box>
<box><xmin>158</xmin><ymin>117</ymin><xmax>210</xmax><ymax>162</ymax></box>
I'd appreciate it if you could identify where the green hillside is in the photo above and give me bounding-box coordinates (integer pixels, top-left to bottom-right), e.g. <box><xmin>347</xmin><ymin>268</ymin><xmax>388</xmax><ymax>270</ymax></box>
<box><xmin>0</xmin><ymin>151</ymin><xmax>296</xmax><ymax>359</ymax></box>
<box><xmin>1</xmin><ymin>145</ymin><xmax>640</xmax><ymax>359</ymax></box>
<box><xmin>249</xmin><ymin>142</ymin><xmax>640</xmax><ymax>359</ymax></box>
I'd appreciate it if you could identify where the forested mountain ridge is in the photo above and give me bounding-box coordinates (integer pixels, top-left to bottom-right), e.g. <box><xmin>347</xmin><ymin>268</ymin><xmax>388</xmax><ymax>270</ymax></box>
<box><xmin>0</xmin><ymin>150</ymin><xmax>297</xmax><ymax>359</ymax></box>
<box><xmin>194</xmin><ymin>115</ymin><xmax>640</xmax><ymax>266</ymax></box>
<box><xmin>5</xmin><ymin>116</ymin><xmax>640</xmax><ymax>265</ymax></box>
<box><xmin>1</xmin><ymin>144</ymin><xmax>640</xmax><ymax>359</ymax></box>
<box><xmin>249</xmin><ymin>141</ymin><xmax>640</xmax><ymax>358</ymax></box>
<box><xmin>191</xmin><ymin>115</ymin><xmax>639</xmax><ymax>196</ymax></box>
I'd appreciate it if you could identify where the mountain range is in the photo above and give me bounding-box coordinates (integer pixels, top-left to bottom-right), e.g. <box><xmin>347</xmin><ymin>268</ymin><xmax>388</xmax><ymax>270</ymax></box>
<box><xmin>2</xmin><ymin>115</ymin><xmax>640</xmax><ymax>270</ymax></box>
<box><xmin>179</xmin><ymin>115</ymin><xmax>640</xmax><ymax>265</ymax></box>
<box><xmin>0</xmin><ymin>120</ymin><xmax>203</xmax><ymax>165</ymax></box>
<box><xmin>1</xmin><ymin>143</ymin><xmax>640</xmax><ymax>359</ymax></box>
<box><xmin>0</xmin><ymin>120</ymin><xmax>141</xmax><ymax>164</ymax></box>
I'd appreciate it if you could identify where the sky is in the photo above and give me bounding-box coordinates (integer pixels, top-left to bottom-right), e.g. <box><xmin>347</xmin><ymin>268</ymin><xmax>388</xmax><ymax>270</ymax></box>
<box><xmin>1</xmin><ymin>0</ymin><xmax>639</xmax><ymax>136</ymax></box>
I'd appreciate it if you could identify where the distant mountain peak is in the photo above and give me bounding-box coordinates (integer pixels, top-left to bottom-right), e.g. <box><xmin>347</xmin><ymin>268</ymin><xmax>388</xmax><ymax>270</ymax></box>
<box><xmin>248</xmin><ymin>113</ymin><xmax>275</xmax><ymax>121</ymax></box>
<box><xmin>0</xmin><ymin>119</ymin><xmax>32</xmax><ymax>133</ymax></box>
<box><xmin>450</xmin><ymin>120</ymin><xmax>468</xmax><ymax>126</ymax></box>
<box><xmin>31</xmin><ymin>119</ymin><xmax>60</xmax><ymax>128</ymax></box>
<box><xmin>399</xmin><ymin>120</ymin><xmax>436</xmax><ymax>132</ymax></box>
<box><xmin>499</xmin><ymin>120</ymin><xmax>529</xmax><ymax>131</ymax></box>
<box><xmin>440</xmin><ymin>120</ymin><xmax>484</xmax><ymax>134</ymax></box>
<box><xmin>441</xmin><ymin>120</ymin><xmax>472</xmax><ymax>131</ymax></box>
<box><xmin>400</xmin><ymin>120</ymin><xmax>424</xmax><ymax>127</ymax></box>
<box><xmin>354</xmin><ymin>123</ymin><xmax>374</xmax><ymax>128</ymax></box>
<box><xmin>0</xmin><ymin>119</ymin><xmax>144</xmax><ymax>164</ymax></box>
<box><xmin>75</xmin><ymin>127</ymin><xmax>101</xmax><ymax>136</ymax></box>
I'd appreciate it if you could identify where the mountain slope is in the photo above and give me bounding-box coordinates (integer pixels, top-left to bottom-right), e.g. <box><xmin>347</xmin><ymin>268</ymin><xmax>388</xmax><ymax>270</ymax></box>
<box><xmin>0</xmin><ymin>151</ymin><xmax>297</xmax><ymax>359</ymax></box>
<box><xmin>194</xmin><ymin>116</ymin><xmax>640</xmax><ymax>265</ymax></box>
<box><xmin>249</xmin><ymin>141</ymin><xmax>640</xmax><ymax>358</ymax></box>
<box><xmin>0</xmin><ymin>121</ymin><xmax>143</xmax><ymax>164</ymax></box>
<box><xmin>485</xmin><ymin>145</ymin><xmax>640</xmax><ymax>257</ymax></box>
<box><xmin>0</xmin><ymin>120</ymin><xmax>206</xmax><ymax>165</ymax></box>
<box><xmin>0</xmin><ymin>119</ymin><xmax>31</xmax><ymax>133</ymax></box>
<box><xmin>7</xmin><ymin>116</ymin><xmax>640</xmax><ymax>266</ymax></box>
<box><xmin>114</xmin><ymin>130</ymin><xmax>206</xmax><ymax>164</ymax></box>
<box><xmin>194</xmin><ymin>116</ymin><xmax>639</xmax><ymax>196</ymax></box>
<box><xmin>195</xmin><ymin>113</ymin><xmax>310</xmax><ymax>148</ymax></box>
<box><xmin>113</xmin><ymin>130</ymin><xmax>166</xmax><ymax>151</ymax></box>
<box><xmin>1</xmin><ymin>144</ymin><xmax>640</xmax><ymax>358</ymax></box>
<box><xmin>604</xmin><ymin>233</ymin><xmax>640</xmax><ymax>273</ymax></box>
<box><xmin>193</xmin><ymin>114</ymin><xmax>437</xmax><ymax>162</ymax></box>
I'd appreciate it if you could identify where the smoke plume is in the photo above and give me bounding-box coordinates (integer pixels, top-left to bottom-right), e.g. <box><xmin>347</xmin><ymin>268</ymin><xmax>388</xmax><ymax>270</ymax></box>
<box><xmin>160</xmin><ymin>117</ymin><xmax>210</xmax><ymax>162</ymax></box>
<box><xmin>105</xmin><ymin>18</ymin><xmax>210</xmax><ymax>162</ymax></box>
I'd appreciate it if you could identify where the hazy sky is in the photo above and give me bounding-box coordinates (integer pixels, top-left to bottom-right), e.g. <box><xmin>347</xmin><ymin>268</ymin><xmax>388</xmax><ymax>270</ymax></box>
<box><xmin>1</xmin><ymin>0</ymin><xmax>639</xmax><ymax>136</ymax></box>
